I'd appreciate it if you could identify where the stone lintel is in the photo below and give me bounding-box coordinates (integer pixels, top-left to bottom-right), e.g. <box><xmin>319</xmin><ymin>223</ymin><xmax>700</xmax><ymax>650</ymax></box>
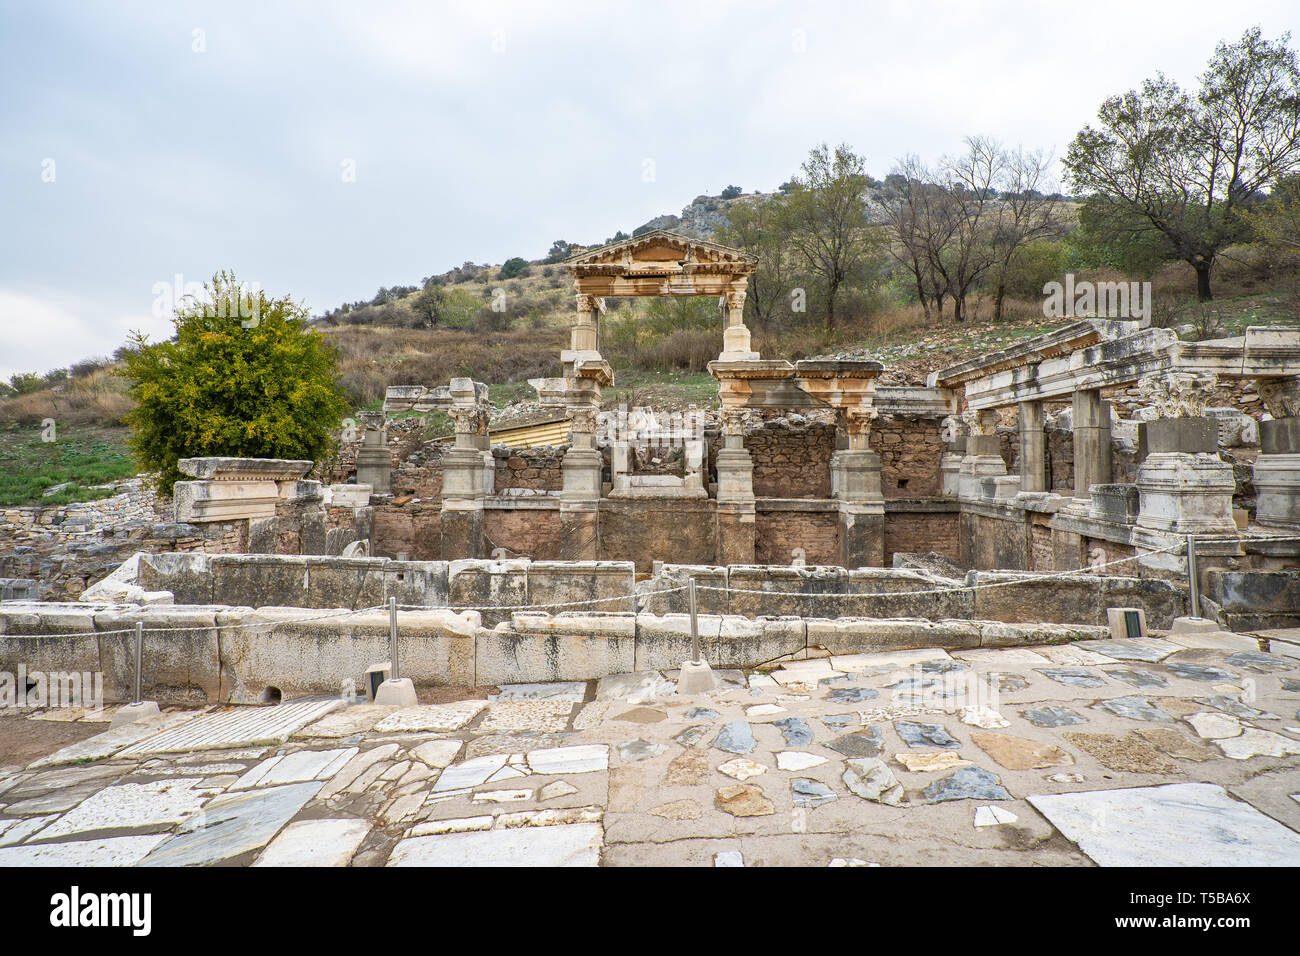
<box><xmin>177</xmin><ymin>457</ymin><xmax>313</xmax><ymax>482</ymax></box>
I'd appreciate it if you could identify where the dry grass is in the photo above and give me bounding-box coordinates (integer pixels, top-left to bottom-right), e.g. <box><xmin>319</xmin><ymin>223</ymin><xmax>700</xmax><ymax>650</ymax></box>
<box><xmin>0</xmin><ymin>370</ymin><xmax>134</xmax><ymax>426</ymax></box>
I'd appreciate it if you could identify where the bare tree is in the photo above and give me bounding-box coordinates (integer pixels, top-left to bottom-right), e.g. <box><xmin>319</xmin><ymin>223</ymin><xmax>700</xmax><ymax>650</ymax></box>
<box><xmin>988</xmin><ymin>146</ymin><xmax>1063</xmax><ymax>319</ymax></box>
<box><xmin>783</xmin><ymin>143</ymin><xmax>882</xmax><ymax>332</ymax></box>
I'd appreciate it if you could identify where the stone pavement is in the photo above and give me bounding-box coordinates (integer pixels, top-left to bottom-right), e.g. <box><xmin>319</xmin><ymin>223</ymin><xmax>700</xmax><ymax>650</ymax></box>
<box><xmin>2</xmin><ymin>628</ymin><xmax>1299</xmax><ymax>867</ymax></box>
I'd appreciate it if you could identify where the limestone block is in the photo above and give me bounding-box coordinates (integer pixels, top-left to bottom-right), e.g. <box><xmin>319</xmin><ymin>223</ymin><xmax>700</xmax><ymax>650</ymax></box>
<box><xmin>643</xmin><ymin>565</ymin><xmax>729</xmax><ymax>615</ymax></box>
<box><xmin>94</xmin><ymin>605</ymin><xmax>224</xmax><ymax>704</ymax></box>
<box><xmin>137</xmin><ymin>553</ymin><xmax>214</xmax><ymax>605</ymax></box>
<box><xmin>448</xmin><ymin>559</ymin><xmax>530</xmax><ymax>626</ymax></box>
<box><xmin>219</xmin><ymin>606</ymin><xmax>478</xmax><ymax>703</ymax></box>
<box><xmin>173</xmin><ymin>480</ymin><xmax>280</xmax><ymax>523</ymax></box>
<box><xmin>844</xmin><ymin>569</ymin><xmax>973</xmax><ymax>620</ymax></box>
<box><xmin>527</xmin><ymin>561</ymin><xmax>636</xmax><ymax>614</ymax></box>
<box><xmin>477</xmin><ymin>612</ymin><xmax>635</xmax><ymax>683</ymax></box>
<box><xmin>383</xmin><ymin>561</ymin><xmax>450</xmax><ymax>608</ymax></box>
<box><xmin>304</xmin><ymin>556</ymin><xmax>387</xmax><ymax>610</ymax></box>
<box><xmin>806</xmin><ymin>617</ymin><xmax>981</xmax><ymax>654</ymax></box>
<box><xmin>212</xmin><ymin>555</ymin><xmax>310</xmax><ymax>607</ymax></box>
<box><xmin>726</xmin><ymin>565</ymin><xmax>848</xmax><ymax>618</ymax></box>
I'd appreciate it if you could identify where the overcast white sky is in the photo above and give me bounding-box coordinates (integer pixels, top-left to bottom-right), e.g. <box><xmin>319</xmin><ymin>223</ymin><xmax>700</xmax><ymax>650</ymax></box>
<box><xmin>2</xmin><ymin>0</ymin><xmax>1298</xmax><ymax>378</ymax></box>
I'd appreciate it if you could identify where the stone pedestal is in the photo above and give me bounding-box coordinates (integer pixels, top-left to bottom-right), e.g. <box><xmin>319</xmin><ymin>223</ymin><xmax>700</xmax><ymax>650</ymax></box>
<box><xmin>355</xmin><ymin>420</ymin><xmax>392</xmax><ymax>494</ymax></box>
<box><xmin>836</xmin><ymin>449</ymin><xmax>885</xmax><ymax>568</ymax></box>
<box><xmin>1132</xmin><ymin>451</ymin><xmax>1240</xmax><ymax>576</ymax></box>
<box><xmin>440</xmin><ymin>446</ymin><xmax>486</xmax><ymax>559</ymax></box>
<box><xmin>1255</xmin><ymin>417</ymin><xmax>1300</xmax><ymax>531</ymax></box>
<box><xmin>959</xmin><ymin>435</ymin><xmax>1008</xmax><ymax>501</ymax></box>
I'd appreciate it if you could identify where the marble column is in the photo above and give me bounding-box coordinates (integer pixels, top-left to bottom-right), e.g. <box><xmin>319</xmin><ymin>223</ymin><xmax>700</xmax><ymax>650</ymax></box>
<box><xmin>1254</xmin><ymin>378</ymin><xmax>1300</xmax><ymax>530</ymax></box>
<box><xmin>560</xmin><ymin>396</ymin><xmax>602</xmax><ymax>560</ymax></box>
<box><xmin>1071</xmin><ymin>389</ymin><xmax>1111</xmax><ymax>504</ymax></box>
<box><xmin>837</xmin><ymin>406</ymin><xmax>885</xmax><ymax>568</ymax></box>
<box><xmin>715</xmin><ymin>405</ymin><xmax>756</xmax><ymax>565</ymax></box>
<box><xmin>440</xmin><ymin>402</ymin><xmax>489</xmax><ymax>559</ymax></box>
<box><xmin>1018</xmin><ymin>400</ymin><xmax>1047</xmax><ymax>493</ymax></box>
<box><xmin>717</xmin><ymin>286</ymin><xmax>759</xmax><ymax>362</ymax></box>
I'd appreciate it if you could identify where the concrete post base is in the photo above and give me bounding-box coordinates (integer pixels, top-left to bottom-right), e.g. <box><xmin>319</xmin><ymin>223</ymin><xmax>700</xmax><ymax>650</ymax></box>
<box><xmin>110</xmin><ymin>700</ymin><xmax>160</xmax><ymax>729</ymax></box>
<box><xmin>374</xmin><ymin>677</ymin><xmax>417</xmax><ymax>707</ymax></box>
<box><xmin>1170</xmin><ymin>616</ymin><xmax>1220</xmax><ymax>635</ymax></box>
<box><xmin>677</xmin><ymin>660</ymin><xmax>717</xmax><ymax>695</ymax></box>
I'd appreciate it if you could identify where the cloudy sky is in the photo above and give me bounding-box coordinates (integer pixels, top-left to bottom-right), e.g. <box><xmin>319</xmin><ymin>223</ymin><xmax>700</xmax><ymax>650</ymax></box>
<box><xmin>2</xmin><ymin>0</ymin><xmax>1297</xmax><ymax>378</ymax></box>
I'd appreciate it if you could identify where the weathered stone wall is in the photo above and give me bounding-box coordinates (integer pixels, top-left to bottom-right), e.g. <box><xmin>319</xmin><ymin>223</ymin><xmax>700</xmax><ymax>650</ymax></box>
<box><xmin>747</xmin><ymin>419</ymin><xmax>835</xmax><ymax>497</ymax></box>
<box><xmin>884</xmin><ymin>505</ymin><xmax>959</xmax><ymax>565</ymax></box>
<box><xmin>598</xmin><ymin>498</ymin><xmax>716</xmax><ymax>571</ymax></box>
<box><xmin>870</xmin><ymin>416</ymin><xmax>946</xmax><ymax>498</ymax></box>
<box><xmin>484</xmin><ymin>506</ymin><xmax>564</xmax><ymax>560</ymax></box>
<box><xmin>755</xmin><ymin>504</ymin><xmax>838</xmax><ymax>565</ymax></box>
<box><xmin>492</xmin><ymin>446</ymin><xmax>564</xmax><ymax>493</ymax></box>
<box><xmin>371</xmin><ymin>502</ymin><xmax>443</xmax><ymax>560</ymax></box>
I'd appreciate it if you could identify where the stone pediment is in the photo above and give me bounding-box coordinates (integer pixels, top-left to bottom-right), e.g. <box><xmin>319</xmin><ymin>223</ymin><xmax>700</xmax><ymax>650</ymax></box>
<box><xmin>565</xmin><ymin>230</ymin><xmax>755</xmax><ymax>278</ymax></box>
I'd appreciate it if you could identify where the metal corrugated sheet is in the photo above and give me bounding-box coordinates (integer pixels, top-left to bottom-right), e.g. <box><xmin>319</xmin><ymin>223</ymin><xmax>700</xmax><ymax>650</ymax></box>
<box><xmin>429</xmin><ymin>416</ymin><xmax>572</xmax><ymax>448</ymax></box>
<box><xmin>491</xmin><ymin>418</ymin><xmax>571</xmax><ymax>448</ymax></box>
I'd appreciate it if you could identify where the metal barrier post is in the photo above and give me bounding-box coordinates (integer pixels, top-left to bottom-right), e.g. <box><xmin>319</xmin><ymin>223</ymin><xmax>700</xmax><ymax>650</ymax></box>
<box><xmin>688</xmin><ymin>577</ymin><xmax>700</xmax><ymax>662</ymax></box>
<box><xmin>1186</xmin><ymin>534</ymin><xmax>1200</xmax><ymax>618</ymax></box>
<box><xmin>389</xmin><ymin>596</ymin><xmax>399</xmax><ymax>681</ymax></box>
<box><xmin>133</xmin><ymin>621</ymin><xmax>144</xmax><ymax>704</ymax></box>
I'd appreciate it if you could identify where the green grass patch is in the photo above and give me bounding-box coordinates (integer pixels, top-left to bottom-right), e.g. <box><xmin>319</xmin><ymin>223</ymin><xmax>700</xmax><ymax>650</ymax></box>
<box><xmin>0</xmin><ymin>424</ymin><xmax>136</xmax><ymax>506</ymax></box>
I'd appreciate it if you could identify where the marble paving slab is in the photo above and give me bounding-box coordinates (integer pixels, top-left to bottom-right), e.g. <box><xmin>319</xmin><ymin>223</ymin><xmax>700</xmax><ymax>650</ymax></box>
<box><xmin>117</xmin><ymin>700</ymin><xmax>345</xmax><ymax>757</ymax></box>
<box><xmin>387</xmin><ymin>822</ymin><xmax>602</xmax><ymax>866</ymax></box>
<box><xmin>1027</xmin><ymin>783</ymin><xmax>1300</xmax><ymax>867</ymax></box>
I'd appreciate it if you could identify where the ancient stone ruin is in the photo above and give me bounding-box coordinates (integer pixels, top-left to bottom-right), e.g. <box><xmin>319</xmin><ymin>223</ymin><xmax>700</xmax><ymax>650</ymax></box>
<box><xmin>4</xmin><ymin>231</ymin><xmax>1300</xmax><ymax>703</ymax></box>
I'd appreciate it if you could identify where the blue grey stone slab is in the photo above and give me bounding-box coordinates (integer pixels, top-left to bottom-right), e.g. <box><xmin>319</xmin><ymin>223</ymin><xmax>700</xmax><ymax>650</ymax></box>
<box><xmin>1193</xmin><ymin>696</ymin><xmax>1278</xmax><ymax>720</ymax></box>
<box><xmin>819</xmin><ymin>674</ymin><xmax>851</xmax><ymax>686</ymax></box>
<box><xmin>1104</xmin><ymin>668</ymin><xmax>1169</xmax><ymax>689</ymax></box>
<box><xmin>1224</xmin><ymin>651</ymin><xmax>1295</xmax><ymax>674</ymax></box>
<box><xmin>827</xmin><ymin>726</ymin><xmax>883</xmax><ymax>758</ymax></box>
<box><xmin>922</xmin><ymin>767</ymin><xmax>1010</xmax><ymax>804</ymax></box>
<box><xmin>1021</xmin><ymin>706</ymin><xmax>1086</xmax><ymax>728</ymax></box>
<box><xmin>772</xmin><ymin>717</ymin><xmax>814</xmax><ymax>747</ymax></box>
<box><xmin>1281</xmin><ymin>678</ymin><xmax>1300</xmax><ymax>693</ymax></box>
<box><xmin>685</xmin><ymin>707</ymin><xmax>719</xmax><ymax>722</ymax></box>
<box><xmin>1094</xmin><ymin>696</ymin><xmax>1171</xmax><ymax>722</ymax></box>
<box><xmin>884</xmin><ymin>675</ymin><xmax>941</xmax><ymax>691</ymax></box>
<box><xmin>827</xmin><ymin>686</ymin><xmax>879</xmax><ymax>703</ymax></box>
<box><xmin>791</xmin><ymin>777</ymin><xmax>837</xmax><ymax>809</ymax></box>
<box><xmin>1165</xmin><ymin>662</ymin><xmax>1236</xmax><ymax>682</ymax></box>
<box><xmin>619</xmin><ymin>739</ymin><xmax>666</xmax><ymax>762</ymax></box>
<box><xmin>1037</xmin><ymin>668</ymin><xmax>1107</xmax><ymax>688</ymax></box>
<box><xmin>138</xmin><ymin>782</ymin><xmax>321</xmax><ymax>867</ymax></box>
<box><xmin>920</xmin><ymin>659</ymin><xmax>969</xmax><ymax>674</ymax></box>
<box><xmin>1075</xmin><ymin>639</ymin><xmax>1178</xmax><ymax>662</ymax></box>
<box><xmin>992</xmin><ymin>672</ymin><xmax>1028</xmax><ymax>692</ymax></box>
<box><xmin>894</xmin><ymin>721</ymin><xmax>961</xmax><ymax>749</ymax></box>
<box><xmin>674</xmin><ymin>725</ymin><xmax>709</xmax><ymax>747</ymax></box>
<box><xmin>820</xmin><ymin>713</ymin><xmax>857</xmax><ymax>730</ymax></box>
<box><xmin>711</xmin><ymin>721</ymin><xmax>756</xmax><ymax>755</ymax></box>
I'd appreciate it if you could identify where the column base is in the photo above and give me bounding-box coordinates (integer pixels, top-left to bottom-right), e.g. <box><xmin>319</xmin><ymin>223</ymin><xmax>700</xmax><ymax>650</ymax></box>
<box><xmin>559</xmin><ymin>500</ymin><xmax>600</xmax><ymax>560</ymax></box>
<box><xmin>839</xmin><ymin>503</ymin><xmax>884</xmax><ymax>569</ymax></box>
<box><xmin>440</xmin><ymin>503</ymin><xmax>485</xmax><ymax>559</ymax></box>
<box><xmin>716</xmin><ymin>500</ymin><xmax>755</xmax><ymax>566</ymax></box>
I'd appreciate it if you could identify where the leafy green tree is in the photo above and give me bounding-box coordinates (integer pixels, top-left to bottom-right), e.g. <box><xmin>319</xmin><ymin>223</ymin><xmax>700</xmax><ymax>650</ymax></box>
<box><xmin>1068</xmin><ymin>196</ymin><xmax>1179</xmax><ymax>274</ymax></box>
<box><xmin>498</xmin><ymin>257</ymin><xmax>530</xmax><ymax>279</ymax></box>
<box><xmin>720</xmin><ymin>184</ymin><xmax>743</xmax><ymax>199</ymax></box>
<box><xmin>1064</xmin><ymin>28</ymin><xmax>1300</xmax><ymax>299</ymax></box>
<box><xmin>7</xmin><ymin>372</ymin><xmax>45</xmax><ymax>395</ymax></box>
<box><xmin>544</xmin><ymin>240</ymin><xmax>574</xmax><ymax>263</ymax></box>
<box><xmin>717</xmin><ymin>193</ymin><xmax>796</xmax><ymax>330</ymax></box>
<box><xmin>121</xmin><ymin>271</ymin><xmax>351</xmax><ymax>493</ymax></box>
